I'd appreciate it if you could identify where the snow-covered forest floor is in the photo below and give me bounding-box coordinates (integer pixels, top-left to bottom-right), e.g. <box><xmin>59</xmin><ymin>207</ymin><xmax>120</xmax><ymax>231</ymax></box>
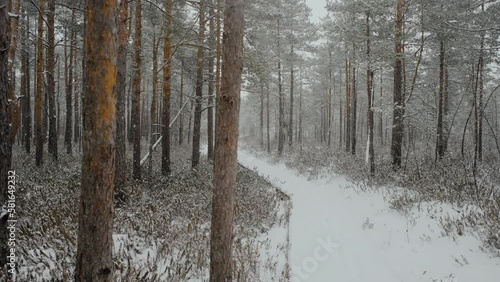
<box><xmin>11</xmin><ymin>144</ymin><xmax>290</xmax><ymax>281</ymax></box>
<box><xmin>239</xmin><ymin>142</ymin><xmax>500</xmax><ymax>281</ymax></box>
<box><xmin>9</xmin><ymin>139</ymin><xmax>500</xmax><ymax>282</ymax></box>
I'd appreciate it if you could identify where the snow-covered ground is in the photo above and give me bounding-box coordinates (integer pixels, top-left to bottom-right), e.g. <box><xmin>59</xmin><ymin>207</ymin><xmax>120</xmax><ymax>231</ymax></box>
<box><xmin>238</xmin><ymin>150</ymin><xmax>500</xmax><ymax>282</ymax></box>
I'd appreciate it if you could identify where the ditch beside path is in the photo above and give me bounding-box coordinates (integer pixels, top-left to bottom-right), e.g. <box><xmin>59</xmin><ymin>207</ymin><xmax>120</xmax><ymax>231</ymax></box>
<box><xmin>238</xmin><ymin>149</ymin><xmax>500</xmax><ymax>282</ymax></box>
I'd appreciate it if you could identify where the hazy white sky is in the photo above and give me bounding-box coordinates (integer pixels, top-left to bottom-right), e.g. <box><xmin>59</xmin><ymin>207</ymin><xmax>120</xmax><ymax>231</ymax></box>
<box><xmin>306</xmin><ymin>0</ymin><xmax>328</xmax><ymax>23</ymax></box>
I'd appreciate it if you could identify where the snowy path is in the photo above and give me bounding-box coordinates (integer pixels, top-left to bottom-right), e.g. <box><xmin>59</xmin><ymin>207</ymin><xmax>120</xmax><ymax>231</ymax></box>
<box><xmin>238</xmin><ymin>150</ymin><xmax>500</xmax><ymax>282</ymax></box>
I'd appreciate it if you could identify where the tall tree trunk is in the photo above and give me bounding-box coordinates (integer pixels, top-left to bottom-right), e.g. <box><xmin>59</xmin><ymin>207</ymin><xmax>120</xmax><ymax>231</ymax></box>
<box><xmin>7</xmin><ymin>0</ymin><xmax>20</xmax><ymax>144</ymax></box>
<box><xmin>75</xmin><ymin>0</ymin><xmax>117</xmax><ymax>279</ymax></box>
<box><xmin>260</xmin><ymin>83</ymin><xmax>264</xmax><ymax>148</ymax></box>
<box><xmin>345</xmin><ymin>58</ymin><xmax>350</xmax><ymax>152</ymax></box>
<box><xmin>351</xmin><ymin>56</ymin><xmax>357</xmax><ymax>155</ymax></box>
<box><xmin>277</xmin><ymin>3</ymin><xmax>284</xmax><ymax>156</ymax></box>
<box><xmin>443</xmin><ymin>63</ymin><xmax>449</xmax><ymax>153</ymax></box>
<box><xmin>478</xmin><ymin>20</ymin><xmax>484</xmax><ymax>162</ymax></box>
<box><xmin>179</xmin><ymin>58</ymin><xmax>184</xmax><ymax>145</ymax></box>
<box><xmin>328</xmin><ymin>49</ymin><xmax>333</xmax><ymax>147</ymax></box>
<box><xmin>207</xmin><ymin>0</ymin><xmax>215</xmax><ymax>160</ymax></box>
<box><xmin>192</xmin><ymin>0</ymin><xmax>205</xmax><ymax>168</ymax></box>
<box><xmin>22</xmin><ymin>9</ymin><xmax>31</xmax><ymax>154</ymax></box>
<box><xmin>47</xmin><ymin>0</ymin><xmax>57</xmax><ymax>160</ymax></box>
<box><xmin>266</xmin><ymin>84</ymin><xmax>270</xmax><ymax>153</ymax></box>
<box><xmin>57</xmin><ymin>55</ymin><xmax>61</xmax><ymax>139</ymax></box>
<box><xmin>391</xmin><ymin>0</ymin><xmax>404</xmax><ymax>169</ymax></box>
<box><xmin>115</xmin><ymin>0</ymin><xmax>129</xmax><ymax>190</ymax></box>
<box><xmin>299</xmin><ymin>76</ymin><xmax>303</xmax><ymax>145</ymax></box>
<box><xmin>379</xmin><ymin>70</ymin><xmax>383</xmax><ymax>146</ymax></box>
<box><xmin>132</xmin><ymin>0</ymin><xmax>142</xmax><ymax>180</ymax></box>
<box><xmin>209</xmin><ymin>0</ymin><xmax>244</xmax><ymax>280</ymax></box>
<box><xmin>0</xmin><ymin>0</ymin><xmax>12</xmax><ymax>268</ymax></box>
<box><xmin>35</xmin><ymin>0</ymin><xmax>45</xmax><ymax>166</ymax></box>
<box><xmin>162</xmin><ymin>0</ymin><xmax>172</xmax><ymax>175</ymax></box>
<box><xmin>289</xmin><ymin>45</ymin><xmax>294</xmax><ymax>148</ymax></box>
<box><xmin>366</xmin><ymin>11</ymin><xmax>375</xmax><ymax>175</ymax></box>
<box><xmin>149</xmin><ymin>30</ymin><xmax>159</xmax><ymax>175</ymax></box>
<box><xmin>215</xmin><ymin>0</ymin><xmax>221</xmax><ymax>144</ymax></box>
<box><xmin>74</xmin><ymin>43</ymin><xmax>81</xmax><ymax>147</ymax></box>
<box><xmin>65</xmin><ymin>11</ymin><xmax>75</xmax><ymax>155</ymax></box>
<box><xmin>436</xmin><ymin>39</ymin><xmax>445</xmax><ymax>160</ymax></box>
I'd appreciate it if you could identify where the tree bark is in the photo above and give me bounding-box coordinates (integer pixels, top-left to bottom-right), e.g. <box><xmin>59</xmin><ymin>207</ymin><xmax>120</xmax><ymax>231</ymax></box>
<box><xmin>260</xmin><ymin>84</ymin><xmax>264</xmax><ymax>148</ymax></box>
<box><xmin>47</xmin><ymin>0</ymin><xmax>57</xmax><ymax>160</ymax></box>
<box><xmin>162</xmin><ymin>0</ymin><xmax>172</xmax><ymax>175</ymax></box>
<box><xmin>366</xmin><ymin>11</ymin><xmax>375</xmax><ymax>175</ymax></box>
<box><xmin>22</xmin><ymin>9</ymin><xmax>31</xmax><ymax>154</ymax></box>
<box><xmin>7</xmin><ymin>0</ymin><xmax>20</xmax><ymax>144</ymax></box>
<box><xmin>192</xmin><ymin>0</ymin><xmax>205</xmax><ymax>168</ymax></box>
<box><xmin>0</xmin><ymin>0</ymin><xmax>12</xmax><ymax>268</ymax></box>
<box><xmin>35</xmin><ymin>0</ymin><xmax>45</xmax><ymax>167</ymax></box>
<box><xmin>267</xmin><ymin>84</ymin><xmax>270</xmax><ymax>153</ymax></box>
<box><xmin>115</xmin><ymin>0</ymin><xmax>129</xmax><ymax>190</ymax></box>
<box><xmin>64</xmin><ymin>11</ymin><xmax>75</xmax><ymax>155</ymax></box>
<box><xmin>209</xmin><ymin>0</ymin><xmax>245</xmax><ymax>280</ymax></box>
<box><xmin>289</xmin><ymin>45</ymin><xmax>294</xmax><ymax>148</ymax></box>
<box><xmin>391</xmin><ymin>0</ymin><xmax>404</xmax><ymax>169</ymax></box>
<box><xmin>328</xmin><ymin>49</ymin><xmax>333</xmax><ymax>147</ymax></box>
<box><xmin>345</xmin><ymin>58</ymin><xmax>350</xmax><ymax>152</ymax></box>
<box><xmin>179</xmin><ymin>58</ymin><xmax>184</xmax><ymax>145</ymax></box>
<box><xmin>351</xmin><ymin>56</ymin><xmax>357</xmax><ymax>155</ymax></box>
<box><xmin>149</xmin><ymin>30</ymin><xmax>159</xmax><ymax>176</ymax></box>
<box><xmin>436</xmin><ymin>39</ymin><xmax>445</xmax><ymax>160</ymax></box>
<box><xmin>277</xmin><ymin>5</ymin><xmax>284</xmax><ymax>156</ymax></box>
<box><xmin>75</xmin><ymin>0</ymin><xmax>117</xmax><ymax>280</ymax></box>
<box><xmin>132</xmin><ymin>0</ymin><xmax>142</xmax><ymax>180</ymax></box>
<box><xmin>207</xmin><ymin>0</ymin><xmax>215</xmax><ymax>161</ymax></box>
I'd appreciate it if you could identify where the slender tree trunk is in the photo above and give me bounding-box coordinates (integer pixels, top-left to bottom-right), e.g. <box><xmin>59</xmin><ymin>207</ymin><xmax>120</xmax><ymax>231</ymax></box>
<box><xmin>366</xmin><ymin>11</ymin><xmax>375</xmax><ymax>175</ymax></box>
<box><xmin>65</xmin><ymin>11</ymin><xmax>75</xmax><ymax>155</ymax></box>
<box><xmin>260</xmin><ymin>83</ymin><xmax>264</xmax><ymax>148</ymax></box>
<box><xmin>277</xmin><ymin>1</ymin><xmax>284</xmax><ymax>156</ymax></box>
<box><xmin>207</xmin><ymin>0</ymin><xmax>215</xmax><ymax>160</ymax></box>
<box><xmin>57</xmin><ymin>56</ymin><xmax>61</xmax><ymax>139</ymax></box>
<box><xmin>345</xmin><ymin>58</ymin><xmax>350</xmax><ymax>152</ymax></box>
<box><xmin>391</xmin><ymin>0</ymin><xmax>404</xmax><ymax>169</ymax></box>
<box><xmin>115</xmin><ymin>0</ymin><xmax>129</xmax><ymax>190</ymax></box>
<box><xmin>351</xmin><ymin>56</ymin><xmax>357</xmax><ymax>155</ymax></box>
<box><xmin>289</xmin><ymin>46</ymin><xmax>294</xmax><ymax>148</ymax></box>
<box><xmin>43</xmin><ymin>81</ymin><xmax>48</xmax><ymax>144</ymax></box>
<box><xmin>75</xmin><ymin>1</ymin><xmax>117</xmax><ymax>279</ymax></box>
<box><xmin>162</xmin><ymin>0</ymin><xmax>172</xmax><ymax>175</ymax></box>
<box><xmin>379</xmin><ymin>70</ymin><xmax>383</xmax><ymax>146</ymax></box>
<box><xmin>443</xmin><ymin>62</ymin><xmax>449</xmax><ymax>153</ymax></box>
<box><xmin>209</xmin><ymin>0</ymin><xmax>244</xmax><ymax>280</ymax></box>
<box><xmin>74</xmin><ymin>43</ymin><xmax>81</xmax><ymax>147</ymax></box>
<box><xmin>436</xmin><ymin>39</ymin><xmax>445</xmax><ymax>160</ymax></box>
<box><xmin>22</xmin><ymin>9</ymin><xmax>31</xmax><ymax>154</ymax></box>
<box><xmin>328</xmin><ymin>49</ymin><xmax>333</xmax><ymax>147</ymax></box>
<box><xmin>0</xmin><ymin>0</ymin><xmax>12</xmax><ymax>268</ymax></box>
<box><xmin>149</xmin><ymin>30</ymin><xmax>159</xmax><ymax>175</ymax></box>
<box><xmin>132</xmin><ymin>0</ymin><xmax>142</xmax><ymax>180</ymax></box>
<box><xmin>478</xmin><ymin>23</ymin><xmax>484</xmax><ymax>162</ymax></box>
<box><xmin>7</xmin><ymin>0</ymin><xmax>20</xmax><ymax>144</ymax></box>
<box><xmin>188</xmin><ymin>99</ymin><xmax>194</xmax><ymax>144</ymax></box>
<box><xmin>473</xmin><ymin>60</ymin><xmax>480</xmax><ymax>168</ymax></box>
<box><xmin>192</xmin><ymin>0</ymin><xmax>205</xmax><ymax>168</ymax></box>
<box><xmin>35</xmin><ymin>0</ymin><xmax>45</xmax><ymax>166</ymax></box>
<box><xmin>215</xmin><ymin>0</ymin><xmax>221</xmax><ymax>145</ymax></box>
<box><xmin>47</xmin><ymin>0</ymin><xmax>57</xmax><ymax>160</ymax></box>
<box><xmin>299</xmin><ymin>76</ymin><xmax>303</xmax><ymax>145</ymax></box>
<box><xmin>179</xmin><ymin>58</ymin><xmax>184</xmax><ymax>145</ymax></box>
<box><xmin>266</xmin><ymin>84</ymin><xmax>270</xmax><ymax>153</ymax></box>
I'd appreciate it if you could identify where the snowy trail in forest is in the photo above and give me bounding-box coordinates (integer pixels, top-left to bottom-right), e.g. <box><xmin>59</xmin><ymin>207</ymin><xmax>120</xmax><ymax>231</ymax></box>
<box><xmin>238</xmin><ymin>150</ymin><xmax>500</xmax><ymax>282</ymax></box>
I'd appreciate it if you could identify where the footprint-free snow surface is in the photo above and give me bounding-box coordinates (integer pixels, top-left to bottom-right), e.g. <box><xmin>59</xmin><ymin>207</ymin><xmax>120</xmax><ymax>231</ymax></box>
<box><xmin>238</xmin><ymin>150</ymin><xmax>500</xmax><ymax>282</ymax></box>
